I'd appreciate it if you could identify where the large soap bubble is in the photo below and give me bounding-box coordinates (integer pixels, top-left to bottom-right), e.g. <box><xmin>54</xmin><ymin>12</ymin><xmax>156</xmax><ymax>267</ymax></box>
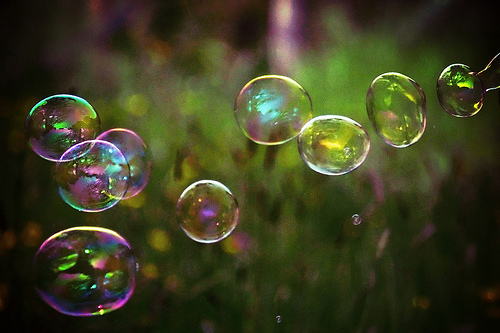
<box><xmin>366</xmin><ymin>72</ymin><xmax>426</xmax><ymax>147</ymax></box>
<box><xmin>234</xmin><ymin>75</ymin><xmax>313</xmax><ymax>145</ymax></box>
<box><xmin>33</xmin><ymin>226</ymin><xmax>137</xmax><ymax>316</ymax></box>
<box><xmin>176</xmin><ymin>180</ymin><xmax>239</xmax><ymax>243</ymax></box>
<box><xmin>25</xmin><ymin>94</ymin><xmax>101</xmax><ymax>161</ymax></box>
<box><xmin>54</xmin><ymin>140</ymin><xmax>130</xmax><ymax>212</ymax></box>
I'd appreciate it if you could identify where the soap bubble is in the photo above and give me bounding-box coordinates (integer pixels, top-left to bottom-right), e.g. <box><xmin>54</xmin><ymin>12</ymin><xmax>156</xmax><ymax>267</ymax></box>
<box><xmin>33</xmin><ymin>226</ymin><xmax>137</xmax><ymax>316</ymax></box>
<box><xmin>437</xmin><ymin>64</ymin><xmax>484</xmax><ymax>117</ymax></box>
<box><xmin>25</xmin><ymin>94</ymin><xmax>101</xmax><ymax>161</ymax></box>
<box><xmin>97</xmin><ymin>128</ymin><xmax>152</xmax><ymax>199</ymax></box>
<box><xmin>54</xmin><ymin>140</ymin><xmax>130</xmax><ymax>212</ymax></box>
<box><xmin>176</xmin><ymin>180</ymin><xmax>239</xmax><ymax>243</ymax></box>
<box><xmin>276</xmin><ymin>315</ymin><xmax>282</xmax><ymax>323</ymax></box>
<box><xmin>297</xmin><ymin>115</ymin><xmax>370</xmax><ymax>176</ymax></box>
<box><xmin>366</xmin><ymin>72</ymin><xmax>427</xmax><ymax>147</ymax></box>
<box><xmin>234</xmin><ymin>75</ymin><xmax>313</xmax><ymax>145</ymax></box>
<box><xmin>352</xmin><ymin>214</ymin><xmax>362</xmax><ymax>225</ymax></box>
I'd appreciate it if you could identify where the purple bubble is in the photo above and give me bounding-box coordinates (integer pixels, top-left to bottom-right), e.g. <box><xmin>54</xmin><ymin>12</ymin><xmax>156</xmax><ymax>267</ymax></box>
<box><xmin>54</xmin><ymin>140</ymin><xmax>130</xmax><ymax>212</ymax></box>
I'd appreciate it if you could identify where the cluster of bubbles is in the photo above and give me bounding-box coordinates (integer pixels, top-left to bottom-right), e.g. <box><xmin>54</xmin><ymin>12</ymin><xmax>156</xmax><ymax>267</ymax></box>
<box><xmin>234</xmin><ymin>75</ymin><xmax>371</xmax><ymax>175</ymax></box>
<box><xmin>235</xmin><ymin>52</ymin><xmax>500</xmax><ymax>176</ymax></box>
<box><xmin>437</xmin><ymin>53</ymin><xmax>500</xmax><ymax>117</ymax></box>
<box><xmin>25</xmin><ymin>95</ymin><xmax>151</xmax><ymax>315</ymax></box>
<box><xmin>25</xmin><ymin>53</ymin><xmax>499</xmax><ymax>317</ymax></box>
<box><xmin>25</xmin><ymin>94</ymin><xmax>152</xmax><ymax>212</ymax></box>
<box><xmin>234</xmin><ymin>73</ymin><xmax>423</xmax><ymax>176</ymax></box>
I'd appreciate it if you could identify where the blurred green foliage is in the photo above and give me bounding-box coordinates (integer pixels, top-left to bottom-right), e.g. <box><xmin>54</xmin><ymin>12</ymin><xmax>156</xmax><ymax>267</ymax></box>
<box><xmin>1</xmin><ymin>0</ymin><xmax>500</xmax><ymax>332</ymax></box>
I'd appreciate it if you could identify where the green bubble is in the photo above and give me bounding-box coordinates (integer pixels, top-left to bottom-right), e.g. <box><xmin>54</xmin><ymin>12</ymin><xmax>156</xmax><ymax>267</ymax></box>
<box><xmin>366</xmin><ymin>72</ymin><xmax>427</xmax><ymax>147</ymax></box>
<box><xmin>437</xmin><ymin>64</ymin><xmax>484</xmax><ymax>117</ymax></box>
<box><xmin>25</xmin><ymin>94</ymin><xmax>101</xmax><ymax>161</ymax></box>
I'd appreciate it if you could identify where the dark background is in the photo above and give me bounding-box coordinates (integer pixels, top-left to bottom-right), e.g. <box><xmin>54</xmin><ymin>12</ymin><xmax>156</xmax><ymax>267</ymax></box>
<box><xmin>1</xmin><ymin>0</ymin><xmax>500</xmax><ymax>332</ymax></box>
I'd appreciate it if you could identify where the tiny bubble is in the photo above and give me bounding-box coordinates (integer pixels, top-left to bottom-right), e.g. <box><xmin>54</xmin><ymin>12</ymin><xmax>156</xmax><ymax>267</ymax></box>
<box><xmin>276</xmin><ymin>315</ymin><xmax>281</xmax><ymax>323</ymax></box>
<box><xmin>352</xmin><ymin>214</ymin><xmax>362</xmax><ymax>225</ymax></box>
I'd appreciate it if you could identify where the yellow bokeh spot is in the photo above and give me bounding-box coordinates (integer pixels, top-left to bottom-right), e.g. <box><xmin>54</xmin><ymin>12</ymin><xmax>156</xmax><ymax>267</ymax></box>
<box><xmin>412</xmin><ymin>295</ymin><xmax>430</xmax><ymax>310</ymax></box>
<box><xmin>21</xmin><ymin>222</ymin><xmax>42</xmax><ymax>247</ymax></box>
<box><xmin>142</xmin><ymin>263</ymin><xmax>159</xmax><ymax>279</ymax></box>
<box><xmin>1</xmin><ymin>230</ymin><xmax>16</xmax><ymax>250</ymax></box>
<box><xmin>126</xmin><ymin>94</ymin><xmax>149</xmax><ymax>117</ymax></box>
<box><xmin>148</xmin><ymin>228</ymin><xmax>171</xmax><ymax>252</ymax></box>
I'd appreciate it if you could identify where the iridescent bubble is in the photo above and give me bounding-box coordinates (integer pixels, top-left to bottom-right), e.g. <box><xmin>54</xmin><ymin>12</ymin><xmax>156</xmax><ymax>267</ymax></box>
<box><xmin>437</xmin><ymin>64</ymin><xmax>484</xmax><ymax>117</ymax></box>
<box><xmin>25</xmin><ymin>94</ymin><xmax>101</xmax><ymax>161</ymax></box>
<box><xmin>297</xmin><ymin>115</ymin><xmax>370</xmax><ymax>176</ymax></box>
<box><xmin>366</xmin><ymin>72</ymin><xmax>427</xmax><ymax>147</ymax></box>
<box><xmin>33</xmin><ymin>226</ymin><xmax>137</xmax><ymax>316</ymax></box>
<box><xmin>176</xmin><ymin>180</ymin><xmax>239</xmax><ymax>243</ymax></box>
<box><xmin>352</xmin><ymin>214</ymin><xmax>362</xmax><ymax>225</ymax></box>
<box><xmin>97</xmin><ymin>128</ymin><xmax>152</xmax><ymax>199</ymax></box>
<box><xmin>54</xmin><ymin>140</ymin><xmax>130</xmax><ymax>212</ymax></box>
<box><xmin>234</xmin><ymin>75</ymin><xmax>313</xmax><ymax>145</ymax></box>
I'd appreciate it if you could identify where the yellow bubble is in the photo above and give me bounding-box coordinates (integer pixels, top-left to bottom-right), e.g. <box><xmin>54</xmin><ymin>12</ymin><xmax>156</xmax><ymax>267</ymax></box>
<box><xmin>297</xmin><ymin>115</ymin><xmax>370</xmax><ymax>175</ymax></box>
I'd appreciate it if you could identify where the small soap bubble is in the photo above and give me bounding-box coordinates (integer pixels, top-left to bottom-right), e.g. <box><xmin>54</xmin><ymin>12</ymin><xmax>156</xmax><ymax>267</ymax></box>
<box><xmin>234</xmin><ymin>75</ymin><xmax>313</xmax><ymax>145</ymax></box>
<box><xmin>276</xmin><ymin>315</ymin><xmax>281</xmax><ymax>323</ymax></box>
<box><xmin>366</xmin><ymin>72</ymin><xmax>426</xmax><ymax>147</ymax></box>
<box><xmin>25</xmin><ymin>94</ymin><xmax>101</xmax><ymax>161</ymax></box>
<box><xmin>352</xmin><ymin>214</ymin><xmax>362</xmax><ymax>225</ymax></box>
<box><xmin>297</xmin><ymin>115</ymin><xmax>370</xmax><ymax>176</ymax></box>
<box><xmin>97</xmin><ymin>128</ymin><xmax>152</xmax><ymax>199</ymax></box>
<box><xmin>33</xmin><ymin>226</ymin><xmax>137</xmax><ymax>316</ymax></box>
<box><xmin>54</xmin><ymin>140</ymin><xmax>130</xmax><ymax>212</ymax></box>
<box><xmin>437</xmin><ymin>64</ymin><xmax>484</xmax><ymax>117</ymax></box>
<box><xmin>176</xmin><ymin>180</ymin><xmax>239</xmax><ymax>243</ymax></box>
